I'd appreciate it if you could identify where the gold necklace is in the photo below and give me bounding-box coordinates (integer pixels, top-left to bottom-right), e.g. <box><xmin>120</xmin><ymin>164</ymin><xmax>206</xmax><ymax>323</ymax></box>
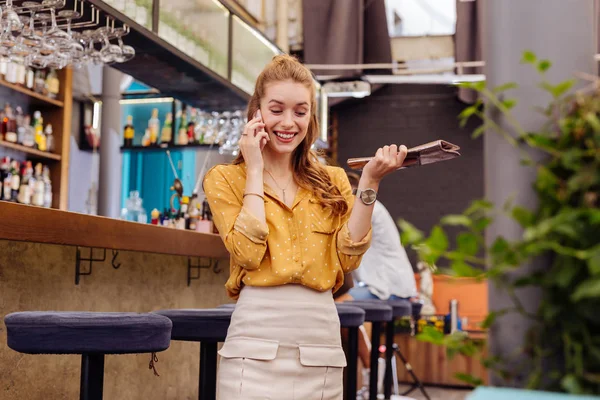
<box><xmin>264</xmin><ymin>168</ymin><xmax>294</xmax><ymax>204</ymax></box>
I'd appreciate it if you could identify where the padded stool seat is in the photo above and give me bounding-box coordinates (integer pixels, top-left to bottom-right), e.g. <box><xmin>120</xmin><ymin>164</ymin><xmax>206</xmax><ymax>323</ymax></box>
<box><xmin>6</xmin><ymin>312</ymin><xmax>172</xmax><ymax>354</ymax></box>
<box><xmin>154</xmin><ymin>308</ymin><xmax>232</xmax><ymax>341</ymax></box>
<box><xmin>346</xmin><ymin>300</ymin><xmax>393</xmax><ymax>322</ymax></box>
<box><xmin>335</xmin><ymin>304</ymin><xmax>366</xmax><ymax>327</ymax></box>
<box><xmin>4</xmin><ymin>311</ymin><xmax>172</xmax><ymax>400</ymax></box>
<box><xmin>411</xmin><ymin>300</ymin><xmax>423</xmax><ymax>319</ymax></box>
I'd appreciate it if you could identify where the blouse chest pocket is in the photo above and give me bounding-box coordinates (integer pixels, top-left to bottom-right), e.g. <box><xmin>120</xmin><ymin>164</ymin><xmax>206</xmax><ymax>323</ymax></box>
<box><xmin>308</xmin><ymin>199</ymin><xmax>337</xmax><ymax>235</ymax></box>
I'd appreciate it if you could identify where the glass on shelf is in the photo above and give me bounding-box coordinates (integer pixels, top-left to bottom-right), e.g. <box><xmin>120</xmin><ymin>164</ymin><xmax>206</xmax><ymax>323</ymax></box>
<box><xmin>120</xmin><ymin>190</ymin><xmax>148</xmax><ymax>223</ymax></box>
<box><xmin>158</xmin><ymin>0</ymin><xmax>229</xmax><ymax>77</ymax></box>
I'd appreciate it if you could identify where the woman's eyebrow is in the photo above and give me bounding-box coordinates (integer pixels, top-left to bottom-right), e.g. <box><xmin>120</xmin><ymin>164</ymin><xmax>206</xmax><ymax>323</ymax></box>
<box><xmin>268</xmin><ymin>99</ymin><xmax>309</xmax><ymax>106</ymax></box>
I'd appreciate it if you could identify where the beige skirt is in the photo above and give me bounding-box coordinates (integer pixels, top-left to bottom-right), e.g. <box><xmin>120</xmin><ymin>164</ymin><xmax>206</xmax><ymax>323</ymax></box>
<box><xmin>216</xmin><ymin>284</ymin><xmax>346</xmax><ymax>400</ymax></box>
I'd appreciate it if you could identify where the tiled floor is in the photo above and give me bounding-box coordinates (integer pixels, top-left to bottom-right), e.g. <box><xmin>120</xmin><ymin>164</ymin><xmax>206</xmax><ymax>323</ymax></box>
<box><xmin>393</xmin><ymin>385</ymin><xmax>473</xmax><ymax>400</ymax></box>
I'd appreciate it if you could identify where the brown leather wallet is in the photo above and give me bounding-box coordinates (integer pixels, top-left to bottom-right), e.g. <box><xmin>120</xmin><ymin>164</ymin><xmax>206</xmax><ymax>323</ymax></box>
<box><xmin>347</xmin><ymin>140</ymin><xmax>461</xmax><ymax>170</ymax></box>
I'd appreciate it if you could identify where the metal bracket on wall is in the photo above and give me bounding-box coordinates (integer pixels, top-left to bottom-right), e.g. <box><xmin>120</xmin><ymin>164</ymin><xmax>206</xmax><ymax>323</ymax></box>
<box><xmin>75</xmin><ymin>248</ymin><xmax>121</xmax><ymax>285</ymax></box>
<box><xmin>187</xmin><ymin>257</ymin><xmax>221</xmax><ymax>286</ymax></box>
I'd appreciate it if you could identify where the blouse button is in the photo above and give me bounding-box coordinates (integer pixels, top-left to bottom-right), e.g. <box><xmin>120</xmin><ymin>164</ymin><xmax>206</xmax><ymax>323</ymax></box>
<box><xmin>293</xmin><ymin>256</ymin><xmax>299</xmax><ymax>262</ymax></box>
<box><xmin>292</xmin><ymin>234</ymin><xmax>297</xmax><ymax>240</ymax></box>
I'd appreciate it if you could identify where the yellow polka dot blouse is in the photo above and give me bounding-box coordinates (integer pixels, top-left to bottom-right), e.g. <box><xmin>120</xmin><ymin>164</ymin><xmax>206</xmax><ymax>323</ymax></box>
<box><xmin>203</xmin><ymin>163</ymin><xmax>372</xmax><ymax>299</ymax></box>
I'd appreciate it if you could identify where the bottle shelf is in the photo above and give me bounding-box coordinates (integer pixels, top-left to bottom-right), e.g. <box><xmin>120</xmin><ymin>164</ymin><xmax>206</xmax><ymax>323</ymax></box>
<box><xmin>0</xmin><ymin>79</ymin><xmax>64</xmax><ymax>107</ymax></box>
<box><xmin>0</xmin><ymin>140</ymin><xmax>62</xmax><ymax>161</ymax></box>
<box><xmin>120</xmin><ymin>143</ymin><xmax>218</xmax><ymax>152</ymax></box>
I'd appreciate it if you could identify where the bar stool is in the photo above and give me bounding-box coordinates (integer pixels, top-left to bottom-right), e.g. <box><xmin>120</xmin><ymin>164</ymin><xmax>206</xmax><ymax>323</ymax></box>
<box><xmin>335</xmin><ymin>304</ymin><xmax>366</xmax><ymax>400</ymax></box>
<box><xmin>153</xmin><ymin>308</ymin><xmax>233</xmax><ymax>400</ymax></box>
<box><xmin>4</xmin><ymin>311</ymin><xmax>172</xmax><ymax>400</ymax></box>
<box><xmin>346</xmin><ymin>301</ymin><xmax>393</xmax><ymax>400</ymax></box>
<box><xmin>362</xmin><ymin>299</ymin><xmax>429</xmax><ymax>400</ymax></box>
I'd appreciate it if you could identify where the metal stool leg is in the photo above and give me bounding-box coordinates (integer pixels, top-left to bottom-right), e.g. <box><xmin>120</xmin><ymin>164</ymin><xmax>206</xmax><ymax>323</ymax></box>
<box><xmin>369</xmin><ymin>322</ymin><xmax>382</xmax><ymax>400</ymax></box>
<box><xmin>80</xmin><ymin>353</ymin><xmax>105</xmax><ymax>400</ymax></box>
<box><xmin>394</xmin><ymin>344</ymin><xmax>431</xmax><ymax>400</ymax></box>
<box><xmin>383</xmin><ymin>320</ymin><xmax>394</xmax><ymax>399</ymax></box>
<box><xmin>199</xmin><ymin>342</ymin><xmax>218</xmax><ymax>400</ymax></box>
<box><xmin>346</xmin><ymin>327</ymin><xmax>359</xmax><ymax>400</ymax></box>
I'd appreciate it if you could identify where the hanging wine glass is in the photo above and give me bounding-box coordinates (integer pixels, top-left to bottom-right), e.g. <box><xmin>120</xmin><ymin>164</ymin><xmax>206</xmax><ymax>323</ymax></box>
<box><xmin>94</xmin><ymin>27</ymin><xmax>121</xmax><ymax>64</ymax></box>
<box><xmin>4</xmin><ymin>0</ymin><xmax>23</xmax><ymax>31</ymax></box>
<box><xmin>112</xmin><ymin>27</ymin><xmax>134</xmax><ymax>63</ymax></box>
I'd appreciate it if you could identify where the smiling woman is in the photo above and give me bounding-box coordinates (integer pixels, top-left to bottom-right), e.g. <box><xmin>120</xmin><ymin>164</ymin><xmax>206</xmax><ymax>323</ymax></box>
<box><xmin>203</xmin><ymin>54</ymin><xmax>407</xmax><ymax>399</ymax></box>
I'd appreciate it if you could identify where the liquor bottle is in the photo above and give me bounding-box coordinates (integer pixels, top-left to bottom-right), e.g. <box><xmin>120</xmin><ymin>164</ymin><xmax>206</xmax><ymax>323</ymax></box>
<box><xmin>0</xmin><ymin>157</ymin><xmax>10</xmax><ymax>201</ymax></box>
<box><xmin>9</xmin><ymin>160</ymin><xmax>20</xmax><ymax>202</ymax></box>
<box><xmin>42</xmin><ymin>165</ymin><xmax>52</xmax><ymax>208</ymax></box>
<box><xmin>123</xmin><ymin>115</ymin><xmax>134</xmax><ymax>147</ymax></box>
<box><xmin>177</xmin><ymin>109</ymin><xmax>188</xmax><ymax>145</ymax></box>
<box><xmin>4</xmin><ymin>103</ymin><xmax>17</xmax><ymax>143</ymax></box>
<box><xmin>148</xmin><ymin>108</ymin><xmax>159</xmax><ymax>145</ymax></box>
<box><xmin>21</xmin><ymin>115</ymin><xmax>35</xmax><ymax>147</ymax></box>
<box><xmin>46</xmin><ymin>68</ymin><xmax>60</xmax><ymax>99</ymax></box>
<box><xmin>187</xmin><ymin>108</ymin><xmax>196</xmax><ymax>144</ymax></box>
<box><xmin>0</xmin><ymin>59</ymin><xmax>7</xmax><ymax>78</ymax></box>
<box><xmin>0</xmin><ymin>107</ymin><xmax>7</xmax><ymax>142</ymax></box>
<box><xmin>33</xmin><ymin>111</ymin><xmax>44</xmax><ymax>150</ymax></box>
<box><xmin>32</xmin><ymin>163</ymin><xmax>44</xmax><ymax>206</ymax></box>
<box><xmin>44</xmin><ymin>124</ymin><xmax>55</xmax><ymax>152</ymax></box>
<box><xmin>25</xmin><ymin>67</ymin><xmax>34</xmax><ymax>90</ymax></box>
<box><xmin>16</xmin><ymin>62</ymin><xmax>26</xmax><ymax>87</ymax></box>
<box><xmin>160</xmin><ymin>112</ymin><xmax>173</xmax><ymax>144</ymax></box>
<box><xmin>18</xmin><ymin>161</ymin><xmax>33</xmax><ymax>205</ymax></box>
<box><xmin>34</xmin><ymin>69</ymin><xmax>46</xmax><ymax>95</ymax></box>
<box><xmin>15</xmin><ymin>107</ymin><xmax>25</xmax><ymax>144</ymax></box>
<box><xmin>141</xmin><ymin>129</ymin><xmax>151</xmax><ymax>147</ymax></box>
<box><xmin>201</xmin><ymin>198</ymin><xmax>212</xmax><ymax>221</ymax></box>
<box><xmin>5</xmin><ymin>61</ymin><xmax>18</xmax><ymax>84</ymax></box>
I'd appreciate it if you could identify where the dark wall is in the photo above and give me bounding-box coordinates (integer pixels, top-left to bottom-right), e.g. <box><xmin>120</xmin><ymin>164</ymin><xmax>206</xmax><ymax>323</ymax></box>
<box><xmin>332</xmin><ymin>84</ymin><xmax>484</xmax><ymax>268</ymax></box>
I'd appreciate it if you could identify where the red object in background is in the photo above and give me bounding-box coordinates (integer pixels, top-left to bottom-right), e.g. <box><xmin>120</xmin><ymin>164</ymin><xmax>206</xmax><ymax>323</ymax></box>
<box><xmin>84</xmin><ymin>124</ymin><xmax>100</xmax><ymax>149</ymax></box>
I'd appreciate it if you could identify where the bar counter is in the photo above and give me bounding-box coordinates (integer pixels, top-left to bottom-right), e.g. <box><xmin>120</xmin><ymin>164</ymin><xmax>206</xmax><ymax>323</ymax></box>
<box><xmin>0</xmin><ymin>202</ymin><xmax>229</xmax><ymax>259</ymax></box>
<box><xmin>0</xmin><ymin>202</ymin><xmax>233</xmax><ymax>399</ymax></box>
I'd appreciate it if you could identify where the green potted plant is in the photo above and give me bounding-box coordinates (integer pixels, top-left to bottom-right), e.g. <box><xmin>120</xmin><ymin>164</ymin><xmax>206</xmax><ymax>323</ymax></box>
<box><xmin>400</xmin><ymin>51</ymin><xmax>600</xmax><ymax>394</ymax></box>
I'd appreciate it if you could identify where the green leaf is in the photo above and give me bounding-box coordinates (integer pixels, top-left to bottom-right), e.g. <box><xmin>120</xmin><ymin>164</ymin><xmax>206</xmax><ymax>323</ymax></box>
<box><xmin>588</xmin><ymin>251</ymin><xmax>600</xmax><ymax>276</ymax></box>
<box><xmin>537</xmin><ymin>59</ymin><xmax>552</xmax><ymax>72</ymax></box>
<box><xmin>539</xmin><ymin>79</ymin><xmax>576</xmax><ymax>99</ymax></box>
<box><xmin>464</xmin><ymin>199</ymin><xmax>494</xmax><ymax>216</ymax></box>
<box><xmin>471</xmin><ymin>123</ymin><xmax>487</xmax><ymax>139</ymax></box>
<box><xmin>450</xmin><ymin>260</ymin><xmax>481</xmax><ymax>277</ymax></box>
<box><xmin>584</xmin><ymin>112</ymin><xmax>600</xmax><ymax>133</ymax></box>
<box><xmin>511</xmin><ymin>206</ymin><xmax>535</xmax><ymax>227</ymax></box>
<box><xmin>440</xmin><ymin>215</ymin><xmax>472</xmax><ymax>227</ymax></box>
<box><xmin>521</xmin><ymin>50</ymin><xmax>537</xmax><ymax>64</ymax></box>
<box><xmin>427</xmin><ymin>226</ymin><xmax>449</xmax><ymax>252</ymax></box>
<box><xmin>454</xmin><ymin>373</ymin><xmax>483</xmax><ymax>387</ymax></box>
<box><xmin>553</xmin><ymin>265</ymin><xmax>579</xmax><ymax>289</ymax></box>
<box><xmin>472</xmin><ymin>217</ymin><xmax>493</xmax><ymax>232</ymax></box>
<box><xmin>492</xmin><ymin>82</ymin><xmax>518</xmax><ymax>93</ymax></box>
<box><xmin>561</xmin><ymin>374</ymin><xmax>584</xmax><ymax>394</ymax></box>
<box><xmin>416</xmin><ymin>325</ymin><xmax>445</xmax><ymax>344</ymax></box>
<box><xmin>480</xmin><ymin>309</ymin><xmax>509</xmax><ymax>329</ymax></box>
<box><xmin>571</xmin><ymin>279</ymin><xmax>600</xmax><ymax>302</ymax></box>
<box><xmin>456</xmin><ymin>81</ymin><xmax>486</xmax><ymax>91</ymax></box>
<box><xmin>501</xmin><ymin>98</ymin><xmax>517</xmax><ymax>110</ymax></box>
<box><xmin>458</xmin><ymin>105</ymin><xmax>479</xmax><ymax>127</ymax></box>
<box><xmin>398</xmin><ymin>219</ymin><xmax>424</xmax><ymax>245</ymax></box>
<box><xmin>457</xmin><ymin>232</ymin><xmax>480</xmax><ymax>256</ymax></box>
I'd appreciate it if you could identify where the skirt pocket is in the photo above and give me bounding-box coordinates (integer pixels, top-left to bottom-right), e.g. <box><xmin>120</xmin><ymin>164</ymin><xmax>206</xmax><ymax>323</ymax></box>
<box><xmin>217</xmin><ymin>337</ymin><xmax>280</xmax><ymax>400</ymax></box>
<box><xmin>295</xmin><ymin>344</ymin><xmax>346</xmax><ymax>400</ymax></box>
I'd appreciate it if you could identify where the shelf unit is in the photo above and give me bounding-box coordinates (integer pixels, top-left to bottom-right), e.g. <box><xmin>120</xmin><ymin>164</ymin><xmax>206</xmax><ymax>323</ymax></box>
<box><xmin>0</xmin><ymin>140</ymin><xmax>62</xmax><ymax>161</ymax></box>
<box><xmin>0</xmin><ymin>68</ymin><xmax>73</xmax><ymax>210</ymax></box>
<box><xmin>120</xmin><ymin>143</ymin><xmax>218</xmax><ymax>152</ymax></box>
<box><xmin>0</xmin><ymin>79</ymin><xmax>65</xmax><ymax>107</ymax></box>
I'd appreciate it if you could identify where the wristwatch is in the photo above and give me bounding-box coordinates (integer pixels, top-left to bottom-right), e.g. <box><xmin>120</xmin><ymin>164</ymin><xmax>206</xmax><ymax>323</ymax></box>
<box><xmin>352</xmin><ymin>188</ymin><xmax>377</xmax><ymax>205</ymax></box>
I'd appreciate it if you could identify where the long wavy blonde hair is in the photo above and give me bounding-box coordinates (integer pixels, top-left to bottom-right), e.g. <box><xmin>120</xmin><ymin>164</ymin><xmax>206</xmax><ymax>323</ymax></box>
<box><xmin>233</xmin><ymin>54</ymin><xmax>348</xmax><ymax>216</ymax></box>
